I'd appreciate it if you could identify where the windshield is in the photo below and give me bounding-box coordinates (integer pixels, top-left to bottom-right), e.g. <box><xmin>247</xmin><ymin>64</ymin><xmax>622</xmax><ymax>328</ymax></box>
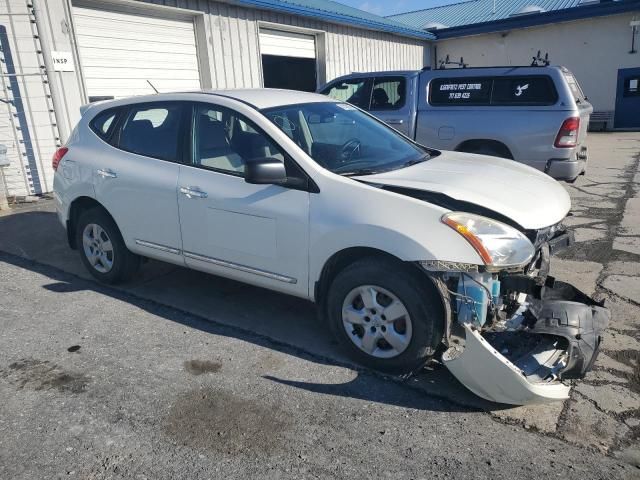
<box><xmin>261</xmin><ymin>102</ymin><xmax>428</xmax><ymax>175</ymax></box>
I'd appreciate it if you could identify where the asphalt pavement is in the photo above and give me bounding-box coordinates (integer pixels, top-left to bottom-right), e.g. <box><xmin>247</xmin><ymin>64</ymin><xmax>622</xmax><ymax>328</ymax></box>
<box><xmin>0</xmin><ymin>132</ymin><xmax>639</xmax><ymax>479</ymax></box>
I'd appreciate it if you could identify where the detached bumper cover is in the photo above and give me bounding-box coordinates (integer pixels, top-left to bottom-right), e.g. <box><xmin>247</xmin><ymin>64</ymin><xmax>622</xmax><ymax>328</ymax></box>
<box><xmin>443</xmin><ymin>323</ymin><xmax>571</xmax><ymax>405</ymax></box>
<box><xmin>442</xmin><ymin>281</ymin><xmax>609</xmax><ymax>405</ymax></box>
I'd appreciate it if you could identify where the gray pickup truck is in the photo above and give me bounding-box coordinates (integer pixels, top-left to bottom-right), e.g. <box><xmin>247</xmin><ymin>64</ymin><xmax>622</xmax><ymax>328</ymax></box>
<box><xmin>319</xmin><ymin>66</ymin><xmax>592</xmax><ymax>182</ymax></box>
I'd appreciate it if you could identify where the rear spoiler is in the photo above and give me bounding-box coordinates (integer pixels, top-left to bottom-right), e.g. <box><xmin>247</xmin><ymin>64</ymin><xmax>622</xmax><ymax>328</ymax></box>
<box><xmin>79</xmin><ymin>97</ymin><xmax>115</xmax><ymax>117</ymax></box>
<box><xmin>79</xmin><ymin>103</ymin><xmax>93</xmax><ymax>117</ymax></box>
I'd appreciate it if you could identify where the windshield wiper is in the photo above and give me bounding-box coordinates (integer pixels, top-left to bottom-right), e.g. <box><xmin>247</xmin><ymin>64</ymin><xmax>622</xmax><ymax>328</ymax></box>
<box><xmin>403</xmin><ymin>154</ymin><xmax>430</xmax><ymax>168</ymax></box>
<box><xmin>339</xmin><ymin>168</ymin><xmax>379</xmax><ymax>177</ymax></box>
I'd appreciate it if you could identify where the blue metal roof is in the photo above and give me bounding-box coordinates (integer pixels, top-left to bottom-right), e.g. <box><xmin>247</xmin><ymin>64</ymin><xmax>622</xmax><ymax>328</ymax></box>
<box><xmin>388</xmin><ymin>0</ymin><xmax>640</xmax><ymax>36</ymax></box>
<box><xmin>231</xmin><ymin>0</ymin><xmax>436</xmax><ymax>39</ymax></box>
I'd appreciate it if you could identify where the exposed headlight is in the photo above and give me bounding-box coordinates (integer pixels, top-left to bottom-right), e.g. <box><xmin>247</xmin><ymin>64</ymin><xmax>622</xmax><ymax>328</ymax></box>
<box><xmin>442</xmin><ymin>212</ymin><xmax>535</xmax><ymax>269</ymax></box>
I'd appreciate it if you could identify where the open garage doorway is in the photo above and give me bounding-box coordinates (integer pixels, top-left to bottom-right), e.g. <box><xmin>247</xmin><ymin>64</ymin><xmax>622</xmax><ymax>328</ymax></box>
<box><xmin>259</xmin><ymin>28</ymin><xmax>317</xmax><ymax>92</ymax></box>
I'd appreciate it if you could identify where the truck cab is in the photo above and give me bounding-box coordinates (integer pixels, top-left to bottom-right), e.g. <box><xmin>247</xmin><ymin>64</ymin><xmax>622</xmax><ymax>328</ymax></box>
<box><xmin>319</xmin><ymin>66</ymin><xmax>592</xmax><ymax>182</ymax></box>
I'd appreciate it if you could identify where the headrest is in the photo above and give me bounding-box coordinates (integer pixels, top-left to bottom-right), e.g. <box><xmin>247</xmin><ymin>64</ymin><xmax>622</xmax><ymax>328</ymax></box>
<box><xmin>198</xmin><ymin>117</ymin><xmax>229</xmax><ymax>150</ymax></box>
<box><xmin>372</xmin><ymin>88</ymin><xmax>389</xmax><ymax>105</ymax></box>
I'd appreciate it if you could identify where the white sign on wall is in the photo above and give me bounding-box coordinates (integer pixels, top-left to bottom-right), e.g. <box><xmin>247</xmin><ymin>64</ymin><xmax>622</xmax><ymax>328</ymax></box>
<box><xmin>51</xmin><ymin>51</ymin><xmax>75</xmax><ymax>72</ymax></box>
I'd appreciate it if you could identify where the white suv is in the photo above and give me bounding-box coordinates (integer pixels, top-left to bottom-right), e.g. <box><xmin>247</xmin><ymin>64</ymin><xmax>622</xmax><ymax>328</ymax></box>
<box><xmin>53</xmin><ymin>90</ymin><xmax>608</xmax><ymax>405</ymax></box>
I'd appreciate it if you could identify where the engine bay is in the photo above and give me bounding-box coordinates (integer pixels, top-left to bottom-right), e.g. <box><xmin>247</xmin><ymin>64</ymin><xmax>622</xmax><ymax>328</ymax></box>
<box><xmin>431</xmin><ymin>236</ymin><xmax>610</xmax><ymax>405</ymax></box>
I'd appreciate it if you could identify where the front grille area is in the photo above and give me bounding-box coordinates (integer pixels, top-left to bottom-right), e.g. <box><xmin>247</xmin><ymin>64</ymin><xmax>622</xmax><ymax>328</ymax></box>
<box><xmin>525</xmin><ymin>222</ymin><xmax>565</xmax><ymax>249</ymax></box>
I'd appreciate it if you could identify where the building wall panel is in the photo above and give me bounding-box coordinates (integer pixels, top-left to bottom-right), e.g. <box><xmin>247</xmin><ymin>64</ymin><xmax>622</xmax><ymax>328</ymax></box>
<box><xmin>24</xmin><ymin>0</ymin><xmax>428</xmax><ymax>194</ymax></box>
<box><xmin>436</xmin><ymin>12</ymin><xmax>639</xmax><ymax>114</ymax></box>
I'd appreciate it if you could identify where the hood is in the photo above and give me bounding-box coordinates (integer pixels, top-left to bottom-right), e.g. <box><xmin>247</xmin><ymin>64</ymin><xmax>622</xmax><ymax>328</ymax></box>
<box><xmin>354</xmin><ymin>151</ymin><xmax>571</xmax><ymax>230</ymax></box>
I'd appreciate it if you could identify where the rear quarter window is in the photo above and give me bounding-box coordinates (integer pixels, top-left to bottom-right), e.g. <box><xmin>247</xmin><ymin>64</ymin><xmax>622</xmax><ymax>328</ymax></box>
<box><xmin>428</xmin><ymin>75</ymin><xmax>558</xmax><ymax>106</ymax></box>
<box><xmin>89</xmin><ymin>108</ymin><xmax>121</xmax><ymax>141</ymax></box>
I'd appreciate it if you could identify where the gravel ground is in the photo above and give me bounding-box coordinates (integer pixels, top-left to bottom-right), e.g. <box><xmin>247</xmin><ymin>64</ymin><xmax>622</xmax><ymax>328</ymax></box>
<box><xmin>0</xmin><ymin>133</ymin><xmax>639</xmax><ymax>479</ymax></box>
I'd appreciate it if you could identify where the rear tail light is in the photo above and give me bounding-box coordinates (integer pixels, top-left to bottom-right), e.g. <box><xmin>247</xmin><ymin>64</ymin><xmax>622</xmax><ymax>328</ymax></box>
<box><xmin>554</xmin><ymin>117</ymin><xmax>580</xmax><ymax>148</ymax></box>
<box><xmin>51</xmin><ymin>147</ymin><xmax>68</xmax><ymax>171</ymax></box>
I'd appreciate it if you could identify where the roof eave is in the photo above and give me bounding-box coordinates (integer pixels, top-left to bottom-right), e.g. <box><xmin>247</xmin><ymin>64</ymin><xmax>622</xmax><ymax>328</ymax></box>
<box><xmin>433</xmin><ymin>1</ymin><xmax>640</xmax><ymax>39</ymax></box>
<box><xmin>227</xmin><ymin>0</ymin><xmax>435</xmax><ymax>40</ymax></box>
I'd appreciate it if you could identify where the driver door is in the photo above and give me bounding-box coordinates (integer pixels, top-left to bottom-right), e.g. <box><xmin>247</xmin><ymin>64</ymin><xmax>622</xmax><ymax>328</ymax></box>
<box><xmin>177</xmin><ymin>102</ymin><xmax>310</xmax><ymax>297</ymax></box>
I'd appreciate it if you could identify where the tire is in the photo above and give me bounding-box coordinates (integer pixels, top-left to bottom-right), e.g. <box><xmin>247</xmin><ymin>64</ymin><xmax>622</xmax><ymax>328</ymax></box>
<box><xmin>75</xmin><ymin>207</ymin><xmax>140</xmax><ymax>284</ymax></box>
<box><xmin>326</xmin><ymin>257</ymin><xmax>444</xmax><ymax>374</ymax></box>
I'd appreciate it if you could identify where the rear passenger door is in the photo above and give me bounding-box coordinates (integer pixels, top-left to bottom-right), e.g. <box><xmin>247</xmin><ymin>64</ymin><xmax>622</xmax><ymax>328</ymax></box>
<box><xmin>368</xmin><ymin>76</ymin><xmax>411</xmax><ymax>135</ymax></box>
<box><xmin>93</xmin><ymin>101</ymin><xmax>188</xmax><ymax>264</ymax></box>
<box><xmin>176</xmin><ymin>102</ymin><xmax>310</xmax><ymax>297</ymax></box>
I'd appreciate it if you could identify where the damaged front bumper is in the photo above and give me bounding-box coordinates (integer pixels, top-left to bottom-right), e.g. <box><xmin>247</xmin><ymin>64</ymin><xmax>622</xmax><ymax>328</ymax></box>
<box><xmin>442</xmin><ymin>281</ymin><xmax>609</xmax><ymax>405</ymax></box>
<box><xmin>430</xmin><ymin>233</ymin><xmax>609</xmax><ymax>405</ymax></box>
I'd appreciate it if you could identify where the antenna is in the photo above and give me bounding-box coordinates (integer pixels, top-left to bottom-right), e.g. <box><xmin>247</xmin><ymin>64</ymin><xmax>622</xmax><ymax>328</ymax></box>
<box><xmin>147</xmin><ymin>80</ymin><xmax>159</xmax><ymax>93</ymax></box>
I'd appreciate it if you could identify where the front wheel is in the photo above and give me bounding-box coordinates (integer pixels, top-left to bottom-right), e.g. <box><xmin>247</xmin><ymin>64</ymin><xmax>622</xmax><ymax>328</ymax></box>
<box><xmin>326</xmin><ymin>258</ymin><xmax>444</xmax><ymax>374</ymax></box>
<box><xmin>75</xmin><ymin>208</ymin><xmax>140</xmax><ymax>284</ymax></box>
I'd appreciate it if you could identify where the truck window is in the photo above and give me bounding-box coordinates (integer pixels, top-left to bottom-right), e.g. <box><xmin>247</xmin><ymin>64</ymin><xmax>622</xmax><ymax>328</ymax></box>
<box><xmin>492</xmin><ymin>76</ymin><xmax>558</xmax><ymax>105</ymax></box>
<box><xmin>322</xmin><ymin>79</ymin><xmax>371</xmax><ymax>110</ymax></box>
<box><xmin>563</xmin><ymin>72</ymin><xmax>586</xmax><ymax>103</ymax></box>
<box><xmin>430</xmin><ymin>75</ymin><xmax>558</xmax><ymax>106</ymax></box>
<box><xmin>429</xmin><ymin>77</ymin><xmax>492</xmax><ymax>106</ymax></box>
<box><xmin>370</xmin><ymin>77</ymin><xmax>406</xmax><ymax>110</ymax></box>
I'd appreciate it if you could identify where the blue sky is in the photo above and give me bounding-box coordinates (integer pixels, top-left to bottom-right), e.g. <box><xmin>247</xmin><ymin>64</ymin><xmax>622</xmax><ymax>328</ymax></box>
<box><xmin>335</xmin><ymin>0</ymin><xmax>460</xmax><ymax>17</ymax></box>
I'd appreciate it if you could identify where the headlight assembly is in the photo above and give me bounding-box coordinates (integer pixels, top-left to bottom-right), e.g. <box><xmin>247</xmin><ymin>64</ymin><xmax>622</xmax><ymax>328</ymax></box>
<box><xmin>442</xmin><ymin>212</ymin><xmax>535</xmax><ymax>269</ymax></box>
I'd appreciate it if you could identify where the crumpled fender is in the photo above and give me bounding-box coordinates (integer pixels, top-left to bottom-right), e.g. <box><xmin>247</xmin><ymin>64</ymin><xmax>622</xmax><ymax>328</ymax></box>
<box><xmin>442</xmin><ymin>323</ymin><xmax>570</xmax><ymax>405</ymax></box>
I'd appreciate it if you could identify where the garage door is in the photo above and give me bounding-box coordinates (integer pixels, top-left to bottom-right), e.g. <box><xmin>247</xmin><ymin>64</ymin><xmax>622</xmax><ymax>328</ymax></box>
<box><xmin>73</xmin><ymin>7</ymin><xmax>201</xmax><ymax>100</ymax></box>
<box><xmin>259</xmin><ymin>29</ymin><xmax>316</xmax><ymax>59</ymax></box>
<box><xmin>259</xmin><ymin>29</ymin><xmax>317</xmax><ymax>92</ymax></box>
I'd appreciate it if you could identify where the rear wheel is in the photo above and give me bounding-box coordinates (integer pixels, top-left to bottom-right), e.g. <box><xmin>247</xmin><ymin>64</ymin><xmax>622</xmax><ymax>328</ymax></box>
<box><xmin>326</xmin><ymin>258</ymin><xmax>444</xmax><ymax>374</ymax></box>
<box><xmin>75</xmin><ymin>208</ymin><xmax>140</xmax><ymax>284</ymax></box>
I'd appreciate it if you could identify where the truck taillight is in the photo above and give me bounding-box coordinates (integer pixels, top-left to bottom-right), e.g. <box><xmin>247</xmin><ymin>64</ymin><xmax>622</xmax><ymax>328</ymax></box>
<box><xmin>554</xmin><ymin>117</ymin><xmax>580</xmax><ymax>148</ymax></box>
<box><xmin>51</xmin><ymin>147</ymin><xmax>68</xmax><ymax>171</ymax></box>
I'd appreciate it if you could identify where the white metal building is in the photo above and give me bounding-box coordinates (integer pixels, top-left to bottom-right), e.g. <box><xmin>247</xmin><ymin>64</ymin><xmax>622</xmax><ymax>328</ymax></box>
<box><xmin>0</xmin><ymin>0</ymin><xmax>433</xmax><ymax>198</ymax></box>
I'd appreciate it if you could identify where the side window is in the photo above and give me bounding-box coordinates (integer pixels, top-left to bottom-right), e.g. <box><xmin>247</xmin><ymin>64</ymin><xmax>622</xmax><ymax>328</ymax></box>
<box><xmin>118</xmin><ymin>103</ymin><xmax>184</xmax><ymax>161</ymax></box>
<box><xmin>429</xmin><ymin>77</ymin><xmax>492</xmax><ymax>106</ymax></box>
<box><xmin>371</xmin><ymin>77</ymin><xmax>406</xmax><ymax>110</ymax></box>
<box><xmin>89</xmin><ymin>108</ymin><xmax>120</xmax><ymax>141</ymax></box>
<box><xmin>563</xmin><ymin>72</ymin><xmax>586</xmax><ymax>102</ymax></box>
<box><xmin>193</xmin><ymin>104</ymin><xmax>285</xmax><ymax>176</ymax></box>
<box><xmin>492</xmin><ymin>76</ymin><xmax>558</xmax><ymax>105</ymax></box>
<box><xmin>322</xmin><ymin>78</ymin><xmax>371</xmax><ymax>110</ymax></box>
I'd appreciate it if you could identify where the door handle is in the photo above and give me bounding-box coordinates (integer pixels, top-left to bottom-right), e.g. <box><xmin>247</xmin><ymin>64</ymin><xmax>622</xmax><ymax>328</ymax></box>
<box><xmin>386</xmin><ymin>119</ymin><xmax>404</xmax><ymax>125</ymax></box>
<box><xmin>179</xmin><ymin>186</ymin><xmax>208</xmax><ymax>199</ymax></box>
<box><xmin>97</xmin><ymin>168</ymin><xmax>117</xmax><ymax>179</ymax></box>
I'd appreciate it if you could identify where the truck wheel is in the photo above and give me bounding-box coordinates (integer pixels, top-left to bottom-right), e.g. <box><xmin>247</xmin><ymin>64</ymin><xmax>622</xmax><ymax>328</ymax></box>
<box><xmin>75</xmin><ymin>208</ymin><xmax>140</xmax><ymax>284</ymax></box>
<box><xmin>326</xmin><ymin>258</ymin><xmax>443</xmax><ymax>374</ymax></box>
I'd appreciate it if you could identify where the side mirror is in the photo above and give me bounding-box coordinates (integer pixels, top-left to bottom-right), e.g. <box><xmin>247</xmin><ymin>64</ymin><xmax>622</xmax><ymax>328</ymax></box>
<box><xmin>244</xmin><ymin>157</ymin><xmax>287</xmax><ymax>185</ymax></box>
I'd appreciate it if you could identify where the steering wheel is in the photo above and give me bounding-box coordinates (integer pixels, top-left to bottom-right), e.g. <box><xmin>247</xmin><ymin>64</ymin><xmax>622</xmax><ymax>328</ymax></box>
<box><xmin>339</xmin><ymin>138</ymin><xmax>362</xmax><ymax>163</ymax></box>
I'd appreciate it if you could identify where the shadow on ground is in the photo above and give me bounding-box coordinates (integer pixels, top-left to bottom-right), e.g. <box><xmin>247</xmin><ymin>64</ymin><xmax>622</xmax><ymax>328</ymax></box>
<box><xmin>0</xmin><ymin>208</ymin><xmax>509</xmax><ymax>413</ymax></box>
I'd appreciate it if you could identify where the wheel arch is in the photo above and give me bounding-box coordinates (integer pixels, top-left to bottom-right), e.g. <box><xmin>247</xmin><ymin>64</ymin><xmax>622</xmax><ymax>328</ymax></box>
<box><xmin>317</xmin><ymin>248</ymin><xmax>452</xmax><ymax>362</ymax></box>
<box><xmin>66</xmin><ymin>196</ymin><xmax>115</xmax><ymax>249</ymax></box>
<box><xmin>455</xmin><ymin>139</ymin><xmax>514</xmax><ymax>159</ymax></box>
